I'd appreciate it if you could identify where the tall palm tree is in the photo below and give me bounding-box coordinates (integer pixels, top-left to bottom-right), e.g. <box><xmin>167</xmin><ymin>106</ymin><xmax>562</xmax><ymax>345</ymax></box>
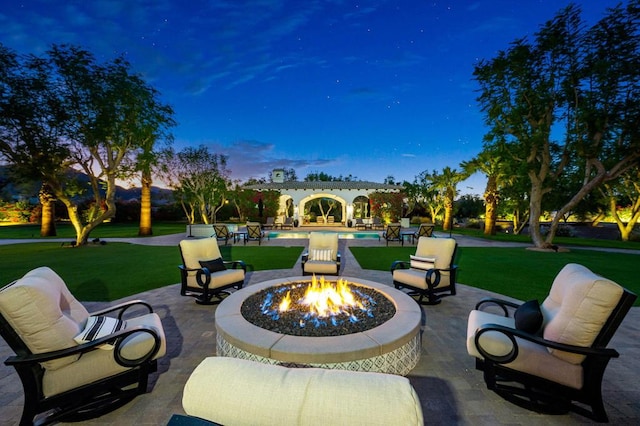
<box><xmin>430</xmin><ymin>167</ymin><xmax>467</xmax><ymax>231</ymax></box>
<box><xmin>461</xmin><ymin>151</ymin><xmax>513</xmax><ymax>235</ymax></box>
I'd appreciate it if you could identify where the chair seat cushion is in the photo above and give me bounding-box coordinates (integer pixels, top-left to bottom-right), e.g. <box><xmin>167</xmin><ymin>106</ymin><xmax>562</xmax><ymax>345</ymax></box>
<box><xmin>186</xmin><ymin>268</ymin><xmax>244</xmax><ymax>290</ymax></box>
<box><xmin>467</xmin><ymin>309</ymin><xmax>583</xmax><ymax>389</ymax></box>
<box><xmin>303</xmin><ymin>260</ymin><xmax>339</xmax><ymax>275</ymax></box>
<box><xmin>43</xmin><ymin>312</ymin><xmax>166</xmax><ymax>397</ymax></box>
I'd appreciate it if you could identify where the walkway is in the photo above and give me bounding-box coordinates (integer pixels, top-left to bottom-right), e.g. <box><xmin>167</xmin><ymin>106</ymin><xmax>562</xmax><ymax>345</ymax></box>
<box><xmin>0</xmin><ymin>231</ymin><xmax>638</xmax><ymax>425</ymax></box>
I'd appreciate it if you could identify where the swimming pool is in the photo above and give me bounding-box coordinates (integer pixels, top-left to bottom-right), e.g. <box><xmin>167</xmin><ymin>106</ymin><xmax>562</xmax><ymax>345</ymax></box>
<box><xmin>267</xmin><ymin>231</ymin><xmax>381</xmax><ymax>240</ymax></box>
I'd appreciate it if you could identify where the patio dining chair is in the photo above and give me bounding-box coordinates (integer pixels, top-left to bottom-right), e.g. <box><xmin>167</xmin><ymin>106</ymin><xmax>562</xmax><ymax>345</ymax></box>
<box><xmin>413</xmin><ymin>223</ymin><xmax>435</xmax><ymax>243</ymax></box>
<box><xmin>245</xmin><ymin>222</ymin><xmax>266</xmax><ymax>244</ymax></box>
<box><xmin>213</xmin><ymin>224</ymin><xmax>233</xmax><ymax>245</ymax></box>
<box><xmin>382</xmin><ymin>223</ymin><xmax>402</xmax><ymax>246</ymax></box>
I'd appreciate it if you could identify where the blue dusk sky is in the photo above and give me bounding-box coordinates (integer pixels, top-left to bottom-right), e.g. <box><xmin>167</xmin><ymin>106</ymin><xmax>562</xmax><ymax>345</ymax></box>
<box><xmin>0</xmin><ymin>0</ymin><xmax>624</xmax><ymax>195</ymax></box>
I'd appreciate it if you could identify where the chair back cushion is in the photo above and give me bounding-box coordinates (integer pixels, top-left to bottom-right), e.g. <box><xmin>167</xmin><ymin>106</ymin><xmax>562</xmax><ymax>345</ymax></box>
<box><xmin>415</xmin><ymin>237</ymin><xmax>456</xmax><ymax>269</ymax></box>
<box><xmin>541</xmin><ymin>263</ymin><xmax>624</xmax><ymax>364</ymax></box>
<box><xmin>0</xmin><ymin>267</ymin><xmax>89</xmax><ymax>370</ymax></box>
<box><xmin>309</xmin><ymin>232</ymin><xmax>338</xmax><ymax>261</ymax></box>
<box><xmin>180</xmin><ymin>238</ymin><xmax>223</xmax><ymax>270</ymax></box>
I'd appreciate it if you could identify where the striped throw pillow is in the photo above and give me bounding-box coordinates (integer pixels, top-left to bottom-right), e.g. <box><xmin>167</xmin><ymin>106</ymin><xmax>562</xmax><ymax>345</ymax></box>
<box><xmin>311</xmin><ymin>249</ymin><xmax>333</xmax><ymax>261</ymax></box>
<box><xmin>410</xmin><ymin>255</ymin><xmax>436</xmax><ymax>270</ymax></box>
<box><xmin>74</xmin><ymin>316</ymin><xmax>127</xmax><ymax>350</ymax></box>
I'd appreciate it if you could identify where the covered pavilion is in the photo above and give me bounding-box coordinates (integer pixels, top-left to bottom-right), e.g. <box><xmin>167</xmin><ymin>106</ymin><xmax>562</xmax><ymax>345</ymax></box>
<box><xmin>243</xmin><ymin>169</ymin><xmax>402</xmax><ymax>225</ymax></box>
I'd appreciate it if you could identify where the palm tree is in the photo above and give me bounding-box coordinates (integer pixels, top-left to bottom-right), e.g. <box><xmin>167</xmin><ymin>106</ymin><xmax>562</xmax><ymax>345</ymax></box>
<box><xmin>461</xmin><ymin>150</ymin><xmax>513</xmax><ymax>235</ymax></box>
<box><xmin>430</xmin><ymin>167</ymin><xmax>467</xmax><ymax>231</ymax></box>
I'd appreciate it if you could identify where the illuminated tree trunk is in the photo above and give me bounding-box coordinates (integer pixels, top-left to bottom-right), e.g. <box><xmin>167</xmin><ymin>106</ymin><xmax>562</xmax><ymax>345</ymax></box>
<box><xmin>138</xmin><ymin>171</ymin><xmax>153</xmax><ymax>236</ymax></box>
<box><xmin>483</xmin><ymin>176</ymin><xmax>498</xmax><ymax>236</ymax></box>
<box><xmin>38</xmin><ymin>183</ymin><xmax>57</xmax><ymax>237</ymax></box>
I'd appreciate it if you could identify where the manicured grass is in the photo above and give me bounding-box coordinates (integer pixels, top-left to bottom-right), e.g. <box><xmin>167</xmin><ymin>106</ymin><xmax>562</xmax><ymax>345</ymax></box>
<box><xmin>0</xmin><ymin>222</ymin><xmax>188</xmax><ymax>239</ymax></box>
<box><xmin>0</xmin><ymin>243</ymin><xmax>303</xmax><ymax>301</ymax></box>
<box><xmin>349</xmin><ymin>246</ymin><xmax>639</xmax><ymax>305</ymax></box>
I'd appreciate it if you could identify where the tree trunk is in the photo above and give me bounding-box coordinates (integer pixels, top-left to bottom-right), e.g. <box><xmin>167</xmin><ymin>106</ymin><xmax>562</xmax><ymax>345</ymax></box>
<box><xmin>138</xmin><ymin>171</ymin><xmax>153</xmax><ymax>236</ymax></box>
<box><xmin>528</xmin><ymin>180</ymin><xmax>546</xmax><ymax>248</ymax></box>
<box><xmin>610</xmin><ymin>196</ymin><xmax>640</xmax><ymax>242</ymax></box>
<box><xmin>38</xmin><ymin>184</ymin><xmax>57</xmax><ymax>237</ymax></box>
<box><xmin>483</xmin><ymin>179</ymin><xmax>498</xmax><ymax>236</ymax></box>
<box><xmin>442</xmin><ymin>196</ymin><xmax>454</xmax><ymax>231</ymax></box>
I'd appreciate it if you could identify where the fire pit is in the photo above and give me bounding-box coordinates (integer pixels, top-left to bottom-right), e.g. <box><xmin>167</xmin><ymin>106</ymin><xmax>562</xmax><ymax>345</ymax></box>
<box><xmin>215</xmin><ymin>276</ymin><xmax>422</xmax><ymax>375</ymax></box>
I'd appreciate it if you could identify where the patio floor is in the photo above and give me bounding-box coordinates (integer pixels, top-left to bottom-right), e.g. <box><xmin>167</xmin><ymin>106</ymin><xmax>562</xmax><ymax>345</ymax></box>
<box><xmin>1</xmin><ymin>231</ymin><xmax>638</xmax><ymax>425</ymax></box>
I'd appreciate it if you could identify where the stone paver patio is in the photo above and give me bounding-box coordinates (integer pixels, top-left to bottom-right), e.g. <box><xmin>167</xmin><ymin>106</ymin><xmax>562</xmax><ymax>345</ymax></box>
<box><xmin>0</xmin><ymin>230</ymin><xmax>638</xmax><ymax>425</ymax></box>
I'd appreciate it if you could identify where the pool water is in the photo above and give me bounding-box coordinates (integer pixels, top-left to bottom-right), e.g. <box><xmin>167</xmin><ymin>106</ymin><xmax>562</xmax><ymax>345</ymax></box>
<box><xmin>267</xmin><ymin>231</ymin><xmax>380</xmax><ymax>239</ymax></box>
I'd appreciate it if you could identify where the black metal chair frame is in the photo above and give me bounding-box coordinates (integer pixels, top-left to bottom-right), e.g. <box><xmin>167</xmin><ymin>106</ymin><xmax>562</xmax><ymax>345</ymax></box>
<box><xmin>245</xmin><ymin>224</ymin><xmax>265</xmax><ymax>245</ymax></box>
<box><xmin>213</xmin><ymin>224</ymin><xmax>233</xmax><ymax>245</ymax></box>
<box><xmin>391</xmin><ymin>243</ymin><xmax>458</xmax><ymax>305</ymax></box>
<box><xmin>471</xmin><ymin>289</ymin><xmax>637</xmax><ymax>422</ymax></box>
<box><xmin>412</xmin><ymin>223</ymin><xmax>434</xmax><ymax>243</ymax></box>
<box><xmin>382</xmin><ymin>224</ymin><xmax>402</xmax><ymax>246</ymax></box>
<box><xmin>0</xmin><ymin>300</ymin><xmax>163</xmax><ymax>426</ymax></box>
<box><xmin>178</xmin><ymin>246</ymin><xmax>246</xmax><ymax>305</ymax></box>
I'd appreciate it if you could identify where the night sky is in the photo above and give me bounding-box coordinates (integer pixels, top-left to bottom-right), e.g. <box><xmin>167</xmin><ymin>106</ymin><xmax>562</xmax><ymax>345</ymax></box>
<box><xmin>0</xmin><ymin>1</ymin><xmax>623</xmax><ymax>194</ymax></box>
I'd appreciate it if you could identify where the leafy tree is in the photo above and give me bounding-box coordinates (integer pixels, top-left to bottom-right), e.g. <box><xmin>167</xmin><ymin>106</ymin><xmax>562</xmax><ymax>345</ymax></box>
<box><xmin>0</xmin><ymin>45</ymin><xmax>71</xmax><ymax>236</ymax></box>
<box><xmin>601</xmin><ymin>168</ymin><xmax>640</xmax><ymax>241</ymax></box>
<box><xmin>474</xmin><ymin>3</ymin><xmax>640</xmax><ymax>248</ymax></box>
<box><xmin>369</xmin><ymin>192</ymin><xmax>404</xmax><ymax>223</ymax></box>
<box><xmin>163</xmin><ymin>145</ymin><xmax>230</xmax><ymax>224</ymax></box>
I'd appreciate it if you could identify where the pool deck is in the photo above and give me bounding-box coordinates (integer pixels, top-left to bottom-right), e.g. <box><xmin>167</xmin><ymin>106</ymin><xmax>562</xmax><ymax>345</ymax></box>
<box><xmin>0</xmin><ymin>230</ymin><xmax>638</xmax><ymax>425</ymax></box>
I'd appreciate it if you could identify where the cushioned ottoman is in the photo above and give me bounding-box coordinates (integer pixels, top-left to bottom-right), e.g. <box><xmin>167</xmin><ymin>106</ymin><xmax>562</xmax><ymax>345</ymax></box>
<box><xmin>182</xmin><ymin>357</ymin><xmax>424</xmax><ymax>426</ymax></box>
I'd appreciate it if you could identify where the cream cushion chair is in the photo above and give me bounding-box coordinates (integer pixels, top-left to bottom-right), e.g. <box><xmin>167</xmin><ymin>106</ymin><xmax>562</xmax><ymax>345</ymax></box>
<box><xmin>0</xmin><ymin>267</ymin><xmax>165</xmax><ymax>424</ymax></box>
<box><xmin>391</xmin><ymin>236</ymin><xmax>458</xmax><ymax>304</ymax></box>
<box><xmin>466</xmin><ymin>263</ymin><xmax>636</xmax><ymax>422</ymax></box>
<box><xmin>178</xmin><ymin>238</ymin><xmax>245</xmax><ymax>304</ymax></box>
<box><xmin>301</xmin><ymin>231</ymin><xmax>341</xmax><ymax>275</ymax></box>
<box><xmin>182</xmin><ymin>357</ymin><xmax>424</xmax><ymax>426</ymax></box>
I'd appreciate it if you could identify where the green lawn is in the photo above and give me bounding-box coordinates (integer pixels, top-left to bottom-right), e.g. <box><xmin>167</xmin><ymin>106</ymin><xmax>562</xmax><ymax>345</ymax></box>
<box><xmin>1</xmin><ymin>222</ymin><xmax>638</xmax><ymax>305</ymax></box>
<box><xmin>0</xmin><ymin>243</ymin><xmax>302</xmax><ymax>301</ymax></box>
<box><xmin>349</xmin><ymin>246</ymin><xmax>639</xmax><ymax>305</ymax></box>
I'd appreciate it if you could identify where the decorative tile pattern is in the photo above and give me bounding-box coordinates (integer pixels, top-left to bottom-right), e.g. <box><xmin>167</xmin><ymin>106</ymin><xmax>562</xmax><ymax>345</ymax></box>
<box><xmin>217</xmin><ymin>332</ymin><xmax>421</xmax><ymax>376</ymax></box>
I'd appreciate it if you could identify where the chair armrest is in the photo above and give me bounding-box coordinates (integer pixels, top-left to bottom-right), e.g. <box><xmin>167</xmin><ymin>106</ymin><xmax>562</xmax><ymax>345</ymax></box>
<box><xmin>475</xmin><ymin>297</ymin><xmax>520</xmax><ymax>317</ymax></box>
<box><xmin>90</xmin><ymin>299</ymin><xmax>154</xmax><ymax>319</ymax></box>
<box><xmin>224</xmin><ymin>260</ymin><xmax>247</xmax><ymax>273</ymax></box>
<box><xmin>390</xmin><ymin>260</ymin><xmax>410</xmax><ymax>271</ymax></box>
<box><xmin>5</xmin><ymin>325</ymin><xmax>162</xmax><ymax>368</ymax></box>
<box><xmin>301</xmin><ymin>252</ymin><xmax>309</xmax><ymax>262</ymax></box>
<box><xmin>474</xmin><ymin>323</ymin><xmax>620</xmax><ymax>365</ymax></box>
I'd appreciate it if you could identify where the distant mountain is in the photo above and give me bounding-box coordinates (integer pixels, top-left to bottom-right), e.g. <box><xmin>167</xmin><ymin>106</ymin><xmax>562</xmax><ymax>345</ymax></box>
<box><xmin>0</xmin><ymin>166</ymin><xmax>174</xmax><ymax>204</ymax></box>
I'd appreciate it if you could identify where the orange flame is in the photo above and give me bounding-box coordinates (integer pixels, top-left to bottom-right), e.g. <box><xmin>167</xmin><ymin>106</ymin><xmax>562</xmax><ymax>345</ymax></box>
<box><xmin>297</xmin><ymin>275</ymin><xmax>363</xmax><ymax>318</ymax></box>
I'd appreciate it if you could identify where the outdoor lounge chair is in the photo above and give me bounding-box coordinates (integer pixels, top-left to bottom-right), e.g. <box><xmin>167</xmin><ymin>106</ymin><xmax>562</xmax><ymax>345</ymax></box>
<box><xmin>0</xmin><ymin>267</ymin><xmax>166</xmax><ymax>425</ymax></box>
<box><xmin>353</xmin><ymin>218</ymin><xmax>367</xmax><ymax>230</ymax></box>
<box><xmin>382</xmin><ymin>223</ymin><xmax>402</xmax><ymax>246</ymax></box>
<box><xmin>213</xmin><ymin>224</ymin><xmax>233</xmax><ymax>245</ymax></box>
<box><xmin>371</xmin><ymin>217</ymin><xmax>384</xmax><ymax>230</ymax></box>
<box><xmin>245</xmin><ymin>222</ymin><xmax>266</xmax><ymax>244</ymax></box>
<box><xmin>391</xmin><ymin>236</ymin><xmax>458</xmax><ymax>305</ymax></box>
<box><xmin>412</xmin><ymin>223</ymin><xmax>435</xmax><ymax>243</ymax></box>
<box><xmin>262</xmin><ymin>217</ymin><xmax>276</xmax><ymax>230</ymax></box>
<box><xmin>466</xmin><ymin>263</ymin><xmax>637</xmax><ymax>422</ymax></box>
<box><xmin>281</xmin><ymin>217</ymin><xmax>294</xmax><ymax>229</ymax></box>
<box><xmin>179</xmin><ymin>238</ymin><xmax>246</xmax><ymax>304</ymax></box>
<box><xmin>301</xmin><ymin>231</ymin><xmax>341</xmax><ymax>276</ymax></box>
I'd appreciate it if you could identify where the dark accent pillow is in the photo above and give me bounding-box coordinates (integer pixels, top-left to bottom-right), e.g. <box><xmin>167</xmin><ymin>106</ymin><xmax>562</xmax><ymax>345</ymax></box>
<box><xmin>199</xmin><ymin>258</ymin><xmax>226</xmax><ymax>272</ymax></box>
<box><xmin>514</xmin><ymin>299</ymin><xmax>543</xmax><ymax>334</ymax></box>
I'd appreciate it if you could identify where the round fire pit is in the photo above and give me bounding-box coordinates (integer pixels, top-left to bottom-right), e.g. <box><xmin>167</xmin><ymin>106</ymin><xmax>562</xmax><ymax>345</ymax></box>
<box><xmin>215</xmin><ymin>276</ymin><xmax>422</xmax><ymax>375</ymax></box>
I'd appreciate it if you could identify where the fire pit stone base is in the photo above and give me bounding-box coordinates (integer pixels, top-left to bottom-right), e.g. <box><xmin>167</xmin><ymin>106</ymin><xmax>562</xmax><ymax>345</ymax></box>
<box><xmin>215</xmin><ymin>277</ymin><xmax>423</xmax><ymax>376</ymax></box>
